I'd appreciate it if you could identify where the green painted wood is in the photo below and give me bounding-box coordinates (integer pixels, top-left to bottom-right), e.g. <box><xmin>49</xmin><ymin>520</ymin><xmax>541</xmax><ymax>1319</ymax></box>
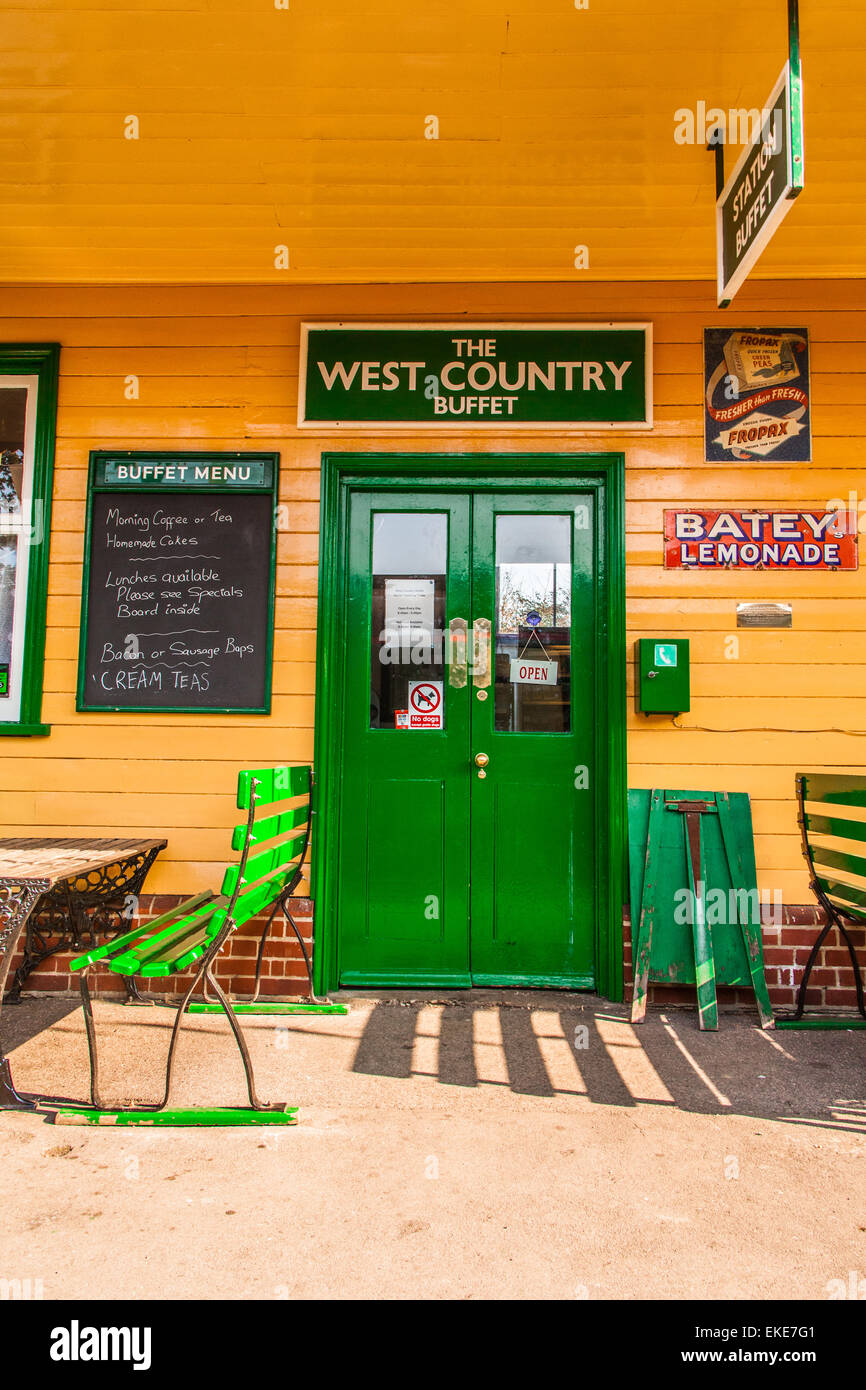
<box><xmin>630</xmin><ymin>788</ymin><xmax>665</xmax><ymax>1023</ymax></box>
<box><xmin>68</xmin><ymin>891</ymin><xmax>218</xmax><ymax>970</ymax></box>
<box><xmin>338</xmin><ymin>970</ymin><xmax>473</xmax><ymax>987</ymax></box>
<box><xmin>337</xmin><ymin>491</ymin><xmax>473</xmax><ymax>985</ymax></box>
<box><xmin>469</xmin><ymin>492</ymin><xmax>597</xmax><ymax>986</ymax></box>
<box><xmin>187</xmin><ymin>1002</ymin><xmax>347</xmax><ymax>1014</ymax></box>
<box><xmin>71</xmin><ymin>900</ymin><xmax>223</xmax><ymax>975</ymax></box>
<box><xmin>800</xmin><ymin>774</ymin><xmax>866</xmax><ymax>807</ymax></box>
<box><xmin>717</xmin><ymin>791</ymin><xmax>774</xmax><ymax>1028</ymax></box>
<box><xmin>803</xmin><ymin>812</ymin><xmax>866</xmax><ymax>845</ymax></box>
<box><xmin>53</xmin><ymin>1106</ymin><xmax>298</xmax><ymax>1126</ymax></box>
<box><xmin>628</xmin><ymin>788</ymin><xmax>771</xmax><ymax>1024</ymax></box>
<box><xmin>220</xmin><ymin>840</ymin><xmax>304</xmax><ymax>897</ymax></box>
<box><xmin>229</xmin><ymin>874</ymin><xmax>289</xmax><ymax>928</ymax></box>
<box><xmin>237</xmin><ymin>765</ymin><xmax>310</xmax><ymax>810</ymax></box>
<box><xmin>823</xmin><ymin>882</ymin><xmax>866</xmax><ymax>915</ymax></box>
<box><xmin>333</xmin><ymin>485</ymin><xmax>602</xmax><ymax>989</ymax></box>
<box><xmin>683</xmin><ymin>811</ymin><xmax>718</xmax><ymax>1031</ymax></box>
<box><xmin>775</xmin><ymin>1018</ymin><xmax>866</xmax><ymax>1030</ymax></box>
<box><xmin>471</xmin><ymin>972</ymin><xmax>596</xmax><ymax>989</ymax></box>
<box><xmin>312</xmin><ymin>454</ymin><xmax>626</xmax><ymax>1000</ymax></box>
<box><xmin>231</xmin><ymin>804</ymin><xmax>309</xmax><ymax>851</ymax></box>
<box><xmin>131</xmin><ymin>924</ymin><xmax>214</xmax><ymax>975</ymax></box>
<box><xmin>0</xmin><ymin>344</ymin><xmax>60</xmax><ymax>736</ymax></box>
<box><xmin>810</xmin><ymin>845</ymin><xmax>866</xmax><ymax>885</ymax></box>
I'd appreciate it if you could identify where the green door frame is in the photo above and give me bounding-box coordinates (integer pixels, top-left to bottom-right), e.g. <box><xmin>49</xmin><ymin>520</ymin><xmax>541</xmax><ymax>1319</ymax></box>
<box><xmin>312</xmin><ymin>452</ymin><xmax>627</xmax><ymax>1000</ymax></box>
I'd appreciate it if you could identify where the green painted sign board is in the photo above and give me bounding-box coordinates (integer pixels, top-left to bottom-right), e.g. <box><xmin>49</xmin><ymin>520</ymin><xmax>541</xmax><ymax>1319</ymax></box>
<box><xmin>97</xmin><ymin>457</ymin><xmax>272</xmax><ymax>489</ymax></box>
<box><xmin>716</xmin><ymin>62</ymin><xmax>804</xmax><ymax>308</ymax></box>
<box><xmin>299</xmin><ymin>323</ymin><xmax>652</xmax><ymax>428</ymax></box>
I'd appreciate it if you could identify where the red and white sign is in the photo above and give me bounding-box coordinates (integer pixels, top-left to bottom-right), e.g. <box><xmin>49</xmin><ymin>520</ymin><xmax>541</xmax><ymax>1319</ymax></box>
<box><xmin>509</xmin><ymin>658</ymin><xmax>559</xmax><ymax>686</ymax></box>
<box><xmin>664</xmin><ymin>510</ymin><xmax>858</xmax><ymax>570</ymax></box>
<box><xmin>407</xmin><ymin>680</ymin><xmax>444</xmax><ymax>729</ymax></box>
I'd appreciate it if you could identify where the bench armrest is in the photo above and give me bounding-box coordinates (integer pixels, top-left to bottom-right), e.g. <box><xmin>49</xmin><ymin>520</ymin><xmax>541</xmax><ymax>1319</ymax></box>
<box><xmin>69</xmin><ymin>890</ymin><xmax>221</xmax><ymax>971</ymax></box>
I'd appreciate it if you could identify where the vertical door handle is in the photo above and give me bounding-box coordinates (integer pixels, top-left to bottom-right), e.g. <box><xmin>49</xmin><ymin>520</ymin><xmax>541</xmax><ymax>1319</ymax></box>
<box><xmin>448</xmin><ymin>617</ymin><xmax>468</xmax><ymax>687</ymax></box>
<box><xmin>472</xmin><ymin>619</ymin><xmax>492</xmax><ymax>688</ymax></box>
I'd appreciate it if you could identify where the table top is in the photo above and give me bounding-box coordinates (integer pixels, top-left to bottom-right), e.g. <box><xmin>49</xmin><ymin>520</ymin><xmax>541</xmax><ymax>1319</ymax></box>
<box><xmin>0</xmin><ymin>837</ymin><xmax>167</xmax><ymax>888</ymax></box>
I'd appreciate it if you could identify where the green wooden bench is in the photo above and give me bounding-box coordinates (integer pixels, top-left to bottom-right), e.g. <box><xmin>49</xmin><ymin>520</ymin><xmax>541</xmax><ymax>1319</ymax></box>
<box><xmin>56</xmin><ymin>764</ymin><xmax>337</xmax><ymax>1125</ymax></box>
<box><xmin>776</xmin><ymin>772</ymin><xmax>866</xmax><ymax>1029</ymax></box>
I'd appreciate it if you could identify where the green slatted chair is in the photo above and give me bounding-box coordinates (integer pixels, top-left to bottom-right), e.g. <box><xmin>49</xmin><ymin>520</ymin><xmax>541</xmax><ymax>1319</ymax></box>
<box><xmin>776</xmin><ymin>772</ymin><xmax>866</xmax><ymax>1029</ymax></box>
<box><xmin>58</xmin><ymin>765</ymin><xmax>324</xmax><ymax>1125</ymax></box>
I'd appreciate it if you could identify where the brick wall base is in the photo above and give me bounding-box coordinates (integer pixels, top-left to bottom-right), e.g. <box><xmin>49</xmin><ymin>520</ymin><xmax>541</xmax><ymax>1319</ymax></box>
<box><xmin>623</xmin><ymin>905</ymin><xmax>866</xmax><ymax>1013</ymax></box>
<box><xmin>7</xmin><ymin>897</ymin><xmax>866</xmax><ymax>1013</ymax></box>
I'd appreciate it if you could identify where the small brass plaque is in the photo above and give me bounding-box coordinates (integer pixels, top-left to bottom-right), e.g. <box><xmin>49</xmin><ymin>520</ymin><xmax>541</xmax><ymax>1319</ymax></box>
<box><xmin>736</xmin><ymin>602</ymin><xmax>792</xmax><ymax>629</ymax></box>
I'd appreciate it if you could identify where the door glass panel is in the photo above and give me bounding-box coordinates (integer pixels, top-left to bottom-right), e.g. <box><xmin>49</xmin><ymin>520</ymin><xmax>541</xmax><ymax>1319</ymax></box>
<box><xmin>370</xmin><ymin>512</ymin><xmax>447</xmax><ymax>729</ymax></box>
<box><xmin>493</xmin><ymin>514</ymin><xmax>571</xmax><ymax>733</ymax></box>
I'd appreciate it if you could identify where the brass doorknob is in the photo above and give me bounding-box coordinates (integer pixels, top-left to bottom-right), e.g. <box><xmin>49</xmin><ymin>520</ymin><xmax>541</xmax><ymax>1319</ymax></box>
<box><xmin>474</xmin><ymin>752</ymin><xmax>489</xmax><ymax>767</ymax></box>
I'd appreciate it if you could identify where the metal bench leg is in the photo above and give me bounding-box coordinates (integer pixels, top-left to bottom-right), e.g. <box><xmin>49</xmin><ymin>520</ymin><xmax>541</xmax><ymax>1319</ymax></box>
<box><xmin>790</xmin><ymin>917</ymin><xmax>834</xmax><ymax>1022</ymax></box>
<box><xmin>79</xmin><ymin>968</ymin><xmax>105</xmax><ymax>1109</ymax></box>
<box><xmin>794</xmin><ymin>909</ymin><xmax>866</xmax><ymax>1022</ymax></box>
<box><xmin>200</xmin><ymin>962</ymin><xmax>284</xmax><ymax>1112</ymax></box>
<box><xmin>282</xmin><ymin>896</ymin><xmax>333</xmax><ymax>1006</ymax></box>
<box><xmin>199</xmin><ymin>898</ymin><xmax>281</xmax><ymax>1008</ymax></box>
<box><xmin>249</xmin><ymin>900</ymin><xmax>281</xmax><ymax>1005</ymax></box>
<box><xmin>76</xmin><ymin>954</ymin><xmax>211</xmax><ymax>1112</ymax></box>
<box><xmin>839</xmin><ymin>920</ymin><xmax>866</xmax><ymax>1019</ymax></box>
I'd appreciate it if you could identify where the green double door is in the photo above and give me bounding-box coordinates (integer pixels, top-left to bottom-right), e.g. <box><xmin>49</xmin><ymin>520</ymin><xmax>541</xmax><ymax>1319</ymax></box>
<box><xmin>337</xmin><ymin>486</ymin><xmax>598</xmax><ymax>988</ymax></box>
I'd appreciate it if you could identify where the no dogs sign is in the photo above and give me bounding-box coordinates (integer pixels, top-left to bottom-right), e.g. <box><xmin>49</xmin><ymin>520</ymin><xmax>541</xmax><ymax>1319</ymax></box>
<box><xmin>400</xmin><ymin>680</ymin><xmax>444</xmax><ymax>729</ymax></box>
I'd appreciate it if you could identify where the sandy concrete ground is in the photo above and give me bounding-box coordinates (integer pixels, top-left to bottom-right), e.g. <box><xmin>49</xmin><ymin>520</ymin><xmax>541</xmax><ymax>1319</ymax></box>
<box><xmin>1</xmin><ymin>990</ymin><xmax>864</xmax><ymax>1300</ymax></box>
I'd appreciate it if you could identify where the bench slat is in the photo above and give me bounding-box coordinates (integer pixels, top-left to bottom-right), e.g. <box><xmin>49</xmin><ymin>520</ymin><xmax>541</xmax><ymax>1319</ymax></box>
<box><xmin>801</xmin><ymin>773</ymin><xmax>866</xmax><ymax>808</ymax></box>
<box><xmin>230</xmin><ymin>873</ymin><xmax>300</xmax><ymax>928</ymax></box>
<box><xmin>804</xmin><ymin>812</ymin><xmax>866</xmax><ymax>845</ymax></box>
<box><xmin>109</xmin><ymin>904</ymin><xmax>227</xmax><ymax>975</ymax></box>
<box><xmin>817</xmin><ymin>877</ymin><xmax>866</xmax><ymax>915</ymax></box>
<box><xmin>221</xmin><ymin>837</ymin><xmax>305</xmax><ymax>898</ymax></box>
<box><xmin>69</xmin><ymin>892</ymin><xmax>223</xmax><ymax>972</ymax></box>
<box><xmin>137</xmin><ymin>928</ymin><xmax>219</xmax><ymax>977</ymax></box>
<box><xmin>810</xmin><ymin>845</ymin><xmax>866</xmax><ymax>886</ymax></box>
<box><xmin>231</xmin><ymin>803</ymin><xmax>309</xmax><ymax>851</ymax></box>
<box><xmin>237</xmin><ymin>765</ymin><xmax>310</xmax><ymax>810</ymax></box>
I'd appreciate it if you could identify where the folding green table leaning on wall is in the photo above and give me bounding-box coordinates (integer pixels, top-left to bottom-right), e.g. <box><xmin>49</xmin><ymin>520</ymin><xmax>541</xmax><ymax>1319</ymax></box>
<box><xmin>628</xmin><ymin>788</ymin><xmax>774</xmax><ymax>1030</ymax></box>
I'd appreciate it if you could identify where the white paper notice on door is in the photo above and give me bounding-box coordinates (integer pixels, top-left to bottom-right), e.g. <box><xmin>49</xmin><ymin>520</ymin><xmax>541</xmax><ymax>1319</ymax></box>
<box><xmin>509</xmin><ymin>657</ymin><xmax>559</xmax><ymax>687</ymax></box>
<box><xmin>384</xmin><ymin>577</ymin><xmax>435</xmax><ymax>639</ymax></box>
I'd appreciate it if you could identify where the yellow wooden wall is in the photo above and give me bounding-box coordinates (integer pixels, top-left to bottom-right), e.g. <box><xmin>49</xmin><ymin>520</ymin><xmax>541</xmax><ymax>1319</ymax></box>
<box><xmin>3</xmin><ymin>0</ymin><xmax>864</xmax><ymax>285</ymax></box>
<box><xmin>3</xmin><ymin>277</ymin><xmax>865</xmax><ymax>901</ymax></box>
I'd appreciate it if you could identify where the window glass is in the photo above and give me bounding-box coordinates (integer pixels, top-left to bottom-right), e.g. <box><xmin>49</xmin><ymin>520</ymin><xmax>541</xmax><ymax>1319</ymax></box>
<box><xmin>493</xmin><ymin>514</ymin><xmax>572</xmax><ymax>733</ymax></box>
<box><xmin>370</xmin><ymin>513</ymin><xmax>447</xmax><ymax>729</ymax></box>
<box><xmin>0</xmin><ymin>384</ymin><xmax>34</xmax><ymax>718</ymax></box>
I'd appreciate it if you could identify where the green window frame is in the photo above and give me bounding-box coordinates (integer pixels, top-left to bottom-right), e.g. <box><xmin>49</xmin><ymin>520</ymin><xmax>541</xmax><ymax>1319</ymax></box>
<box><xmin>0</xmin><ymin>344</ymin><xmax>60</xmax><ymax>737</ymax></box>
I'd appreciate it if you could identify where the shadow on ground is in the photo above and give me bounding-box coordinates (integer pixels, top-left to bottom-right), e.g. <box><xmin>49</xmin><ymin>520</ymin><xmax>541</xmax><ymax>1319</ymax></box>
<box><xmin>345</xmin><ymin>990</ymin><xmax>866</xmax><ymax>1137</ymax></box>
<box><xmin>2</xmin><ymin>988</ymin><xmax>864</xmax><ymax>1138</ymax></box>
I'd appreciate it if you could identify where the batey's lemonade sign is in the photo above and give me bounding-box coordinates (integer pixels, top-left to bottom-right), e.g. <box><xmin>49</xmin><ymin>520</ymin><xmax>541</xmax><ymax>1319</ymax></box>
<box><xmin>299</xmin><ymin>323</ymin><xmax>652</xmax><ymax>429</ymax></box>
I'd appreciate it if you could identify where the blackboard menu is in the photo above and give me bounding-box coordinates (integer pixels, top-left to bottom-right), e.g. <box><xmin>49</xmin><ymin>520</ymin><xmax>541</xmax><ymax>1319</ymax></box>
<box><xmin>77</xmin><ymin>453</ymin><xmax>278</xmax><ymax>713</ymax></box>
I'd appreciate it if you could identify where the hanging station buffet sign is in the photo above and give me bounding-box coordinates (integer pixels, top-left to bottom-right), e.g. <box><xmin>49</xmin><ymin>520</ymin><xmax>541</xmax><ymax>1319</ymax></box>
<box><xmin>715</xmin><ymin>60</ymin><xmax>804</xmax><ymax>308</ymax></box>
<box><xmin>77</xmin><ymin>452</ymin><xmax>279</xmax><ymax>713</ymax></box>
<box><xmin>298</xmin><ymin>323</ymin><xmax>652</xmax><ymax>428</ymax></box>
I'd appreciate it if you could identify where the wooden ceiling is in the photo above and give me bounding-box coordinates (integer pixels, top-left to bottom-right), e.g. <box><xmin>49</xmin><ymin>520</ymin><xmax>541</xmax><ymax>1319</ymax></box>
<box><xmin>0</xmin><ymin>0</ymin><xmax>862</xmax><ymax>284</ymax></box>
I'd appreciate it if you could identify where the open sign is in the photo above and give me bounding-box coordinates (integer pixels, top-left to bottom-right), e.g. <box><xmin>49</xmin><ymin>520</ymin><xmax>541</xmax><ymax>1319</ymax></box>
<box><xmin>509</xmin><ymin>658</ymin><xmax>558</xmax><ymax>687</ymax></box>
